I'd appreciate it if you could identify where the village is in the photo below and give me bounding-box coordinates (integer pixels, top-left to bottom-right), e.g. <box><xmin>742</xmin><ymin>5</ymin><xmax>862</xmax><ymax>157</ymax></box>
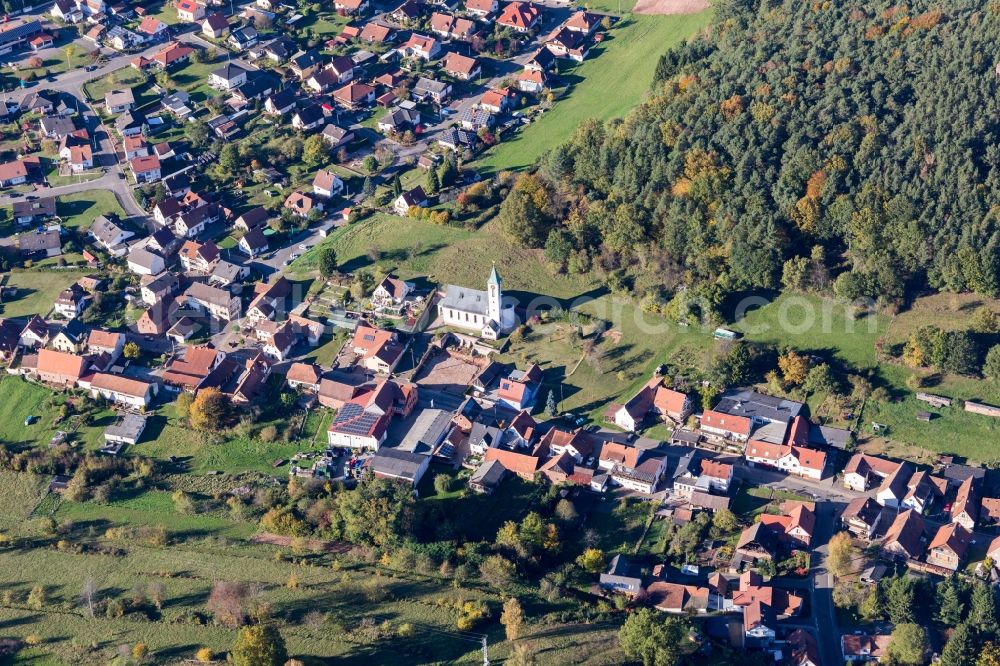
<box><xmin>0</xmin><ymin>0</ymin><xmax>998</xmax><ymax>664</ymax></box>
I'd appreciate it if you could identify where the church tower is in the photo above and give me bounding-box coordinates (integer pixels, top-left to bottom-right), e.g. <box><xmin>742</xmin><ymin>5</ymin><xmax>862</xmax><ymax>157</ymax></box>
<box><xmin>487</xmin><ymin>263</ymin><xmax>502</xmax><ymax>326</ymax></box>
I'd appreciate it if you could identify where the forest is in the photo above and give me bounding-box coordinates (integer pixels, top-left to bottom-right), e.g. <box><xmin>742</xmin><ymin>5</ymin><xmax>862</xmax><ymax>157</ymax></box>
<box><xmin>498</xmin><ymin>0</ymin><xmax>1000</xmax><ymax>318</ymax></box>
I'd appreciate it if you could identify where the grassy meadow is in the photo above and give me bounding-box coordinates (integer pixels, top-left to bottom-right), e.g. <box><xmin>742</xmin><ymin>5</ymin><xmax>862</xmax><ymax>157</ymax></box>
<box><xmin>477</xmin><ymin>10</ymin><xmax>714</xmax><ymax>173</ymax></box>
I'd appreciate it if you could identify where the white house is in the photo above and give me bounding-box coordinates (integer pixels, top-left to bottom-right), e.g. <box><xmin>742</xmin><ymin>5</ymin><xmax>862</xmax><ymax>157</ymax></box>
<box><xmin>87</xmin><ymin>373</ymin><xmax>155</xmax><ymax>408</ymax></box>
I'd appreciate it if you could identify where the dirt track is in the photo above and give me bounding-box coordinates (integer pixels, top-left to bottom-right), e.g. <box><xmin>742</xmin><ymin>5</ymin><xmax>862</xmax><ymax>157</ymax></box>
<box><xmin>633</xmin><ymin>0</ymin><xmax>711</xmax><ymax>15</ymax></box>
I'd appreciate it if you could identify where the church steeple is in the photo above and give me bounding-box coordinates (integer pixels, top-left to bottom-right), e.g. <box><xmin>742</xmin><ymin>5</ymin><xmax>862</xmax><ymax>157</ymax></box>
<box><xmin>487</xmin><ymin>262</ymin><xmax>502</xmax><ymax>325</ymax></box>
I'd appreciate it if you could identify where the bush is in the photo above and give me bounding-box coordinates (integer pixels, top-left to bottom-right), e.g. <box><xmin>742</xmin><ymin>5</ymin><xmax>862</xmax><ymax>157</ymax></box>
<box><xmin>433</xmin><ymin>474</ymin><xmax>452</xmax><ymax>494</ymax></box>
<box><xmin>258</xmin><ymin>425</ymin><xmax>278</xmax><ymax>442</ymax></box>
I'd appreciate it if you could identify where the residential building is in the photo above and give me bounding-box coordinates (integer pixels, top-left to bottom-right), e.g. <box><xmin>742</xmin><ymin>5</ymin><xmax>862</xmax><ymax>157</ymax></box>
<box><xmin>926</xmin><ymin>523</ymin><xmax>971</xmax><ymax>571</ymax></box>
<box><xmin>881</xmin><ymin>509</ymin><xmax>925</xmax><ymax>561</ymax></box>
<box><xmin>88</xmin><ymin>373</ymin><xmax>154</xmax><ymax>408</ymax></box>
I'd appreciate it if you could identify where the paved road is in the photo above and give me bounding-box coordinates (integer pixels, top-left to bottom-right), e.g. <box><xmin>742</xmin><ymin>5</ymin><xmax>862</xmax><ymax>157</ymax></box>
<box><xmin>808</xmin><ymin>502</ymin><xmax>842</xmax><ymax>666</ymax></box>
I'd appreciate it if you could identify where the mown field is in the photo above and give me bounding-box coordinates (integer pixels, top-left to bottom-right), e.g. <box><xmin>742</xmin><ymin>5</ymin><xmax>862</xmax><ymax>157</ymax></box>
<box><xmin>57</xmin><ymin>190</ymin><xmax>127</xmax><ymax>229</ymax></box>
<box><xmin>0</xmin><ymin>271</ymin><xmax>92</xmax><ymax>320</ymax></box>
<box><xmin>477</xmin><ymin>10</ymin><xmax>713</xmax><ymax>173</ymax></box>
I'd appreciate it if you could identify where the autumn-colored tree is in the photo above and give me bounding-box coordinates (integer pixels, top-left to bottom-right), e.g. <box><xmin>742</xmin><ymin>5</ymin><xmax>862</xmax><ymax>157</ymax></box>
<box><xmin>501</xmin><ymin>597</ymin><xmax>524</xmax><ymax>640</ymax></box>
<box><xmin>231</xmin><ymin>625</ymin><xmax>287</xmax><ymax>666</ymax></box>
<box><xmin>189</xmin><ymin>388</ymin><xmax>231</xmax><ymax>431</ymax></box>
<box><xmin>778</xmin><ymin>350</ymin><xmax>810</xmax><ymax>385</ymax></box>
<box><xmin>827</xmin><ymin>531</ymin><xmax>857</xmax><ymax>577</ymax></box>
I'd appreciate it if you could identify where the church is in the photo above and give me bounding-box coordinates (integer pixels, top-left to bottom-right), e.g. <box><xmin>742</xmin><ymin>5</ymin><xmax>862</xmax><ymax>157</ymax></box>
<box><xmin>439</xmin><ymin>265</ymin><xmax>516</xmax><ymax>340</ymax></box>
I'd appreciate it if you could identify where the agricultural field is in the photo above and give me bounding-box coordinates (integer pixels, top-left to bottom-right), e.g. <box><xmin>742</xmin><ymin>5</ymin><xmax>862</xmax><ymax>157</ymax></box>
<box><xmin>477</xmin><ymin>10</ymin><xmax>713</xmax><ymax>173</ymax></box>
<box><xmin>0</xmin><ymin>270</ymin><xmax>91</xmax><ymax>319</ymax></box>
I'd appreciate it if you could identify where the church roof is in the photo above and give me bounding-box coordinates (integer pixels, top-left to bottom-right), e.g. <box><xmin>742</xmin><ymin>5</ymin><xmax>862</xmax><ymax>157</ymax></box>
<box><xmin>441</xmin><ymin>286</ymin><xmax>489</xmax><ymax>315</ymax></box>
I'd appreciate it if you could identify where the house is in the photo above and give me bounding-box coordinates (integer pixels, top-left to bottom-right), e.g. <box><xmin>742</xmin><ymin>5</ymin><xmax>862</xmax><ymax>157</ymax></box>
<box><xmin>140</xmin><ymin>41</ymin><xmax>194</xmax><ymax>69</ymax></box>
<box><xmin>284</xmin><ymin>191</ymin><xmax>320</xmax><ymax>218</ymax></box>
<box><xmin>612</xmin><ymin>377</ymin><xmax>691</xmax><ymax>431</ymax></box>
<box><xmin>496</xmin><ymin>363</ymin><xmax>542</xmax><ymax>411</ymax></box>
<box><xmin>122</xmin><ymin>135</ymin><xmax>148</xmax><ymax>161</ymax></box>
<box><xmin>179</xmin><ymin>240</ymin><xmax>221</xmax><ymax>273</ymax></box>
<box><xmin>328</xmin><ymin>56</ymin><xmax>355</xmax><ymax>83</ymax></box>
<box><xmin>951</xmin><ymin>475</ymin><xmax>980</xmax><ymax>530</ymax></box>
<box><xmin>743</xmin><ymin>439</ymin><xmax>826</xmax><ymax>480</ymax></box>
<box><xmin>129</xmin><ymin>155</ymin><xmax>161</xmax><ymax>183</ymax></box>
<box><xmin>600</xmin><ymin>443</ymin><xmax>667</xmax><ymax>494</ymax></box>
<box><xmin>289</xmin><ymin>49</ymin><xmax>323</xmax><ymax>79</ymax></box>
<box><xmin>51</xmin><ymin>0</ymin><xmax>84</xmax><ymax>23</ymax></box>
<box><xmin>210</xmin><ymin>260</ymin><xmax>249</xmax><ymax>288</ymax></box>
<box><xmin>51</xmin><ymin>318</ymin><xmax>87</xmax><ymax>353</ymax></box>
<box><xmin>137</xmin><ymin>15</ymin><xmax>168</xmax><ymax>39</ymax></box>
<box><xmin>369</xmin><ymin>448</ymin><xmax>430</xmax><ymax>488</ymax></box>
<box><xmin>234</xmin><ymin>206</ymin><xmax>269</xmax><ymax>231</ymax></box>
<box><xmin>378</xmin><ymin>104</ymin><xmax>421</xmax><ymax>133</ymax></box>
<box><xmin>758</xmin><ymin>502</ymin><xmax>816</xmax><ymax>549</ymax></box>
<box><xmin>35</xmin><ymin>348</ymin><xmax>87</xmax><ymax>388</ymax></box>
<box><xmin>183</xmin><ymin>282</ymin><xmax>240</xmax><ymax>321</ymax></box>
<box><xmin>926</xmin><ymin>523</ymin><xmax>971</xmax><ymax>571</ymax></box>
<box><xmin>88</xmin><ymin>373</ymin><xmax>154</xmax><ymax>408</ymax></box>
<box><xmin>565</xmin><ymin>9</ymin><xmax>602</xmax><ymax>34</ymax></box>
<box><xmin>599</xmin><ymin>554</ymin><xmax>642</xmax><ymax>596</ymax></box>
<box><xmin>13</xmin><ymin>197</ymin><xmax>56</xmax><ymax>226</ymax></box>
<box><xmin>89</xmin><ymin>215</ymin><xmax>134</xmax><ymax>255</ymax></box>
<box><xmin>334</xmin><ymin>0</ymin><xmax>368</xmax><ymax>13</ymax></box>
<box><xmin>359</xmin><ymin>22</ymin><xmax>393</xmax><ymax>43</ymax></box>
<box><xmin>441</xmin><ymin>52</ymin><xmax>481</xmax><ymax>80</ymax></box>
<box><xmin>469</xmin><ymin>459</ymin><xmax>507</xmax><ymax>494</ymax></box>
<box><xmin>466</xmin><ymin>0</ymin><xmax>498</xmax><ymax>17</ymax></box>
<box><xmin>497</xmin><ymin>1</ymin><xmax>541</xmax><ymax>32</ymax></box>
<box><xmin>458</xmin><ymin>107</ymin><xmax>495</xmax><ymax>132</ymax></box>
<box><xmin>104</xmin><ymin>88</ymin><xmax>135</xmax><ymax>113</ymax></box>
<box><xmin>175</xmin><ymin>0</ymin><xmax>206</xmax><ymax>22</ymax></box>
<box><xmin>539</xmin><ymin>427</ymin><xmax>594</xmax><ymax>464</ymax></box>
<box><xmin>412</xmin><ymin>77</ymin><xmax>451</xmax><ymax>105</ymax></box>
<box><xmin>264</xmin><ymin>88</ymin><xmax>297</xmax><ymax>116</ymax></box>
<box><xmin>646</xmin><ymin>581</ymin><xmax>710</xmax><ymax>615</ymax></box>
<box><xmin>393</xmin><ymin>186</ymin><xmax>428</xmax><ymax>215</ymax></box>
<box><xmin>38</xmin><ymin>115</ymin><xmax>76</xmax><ymax>140</ymax></box>
<box><xmin>136</xmin><ymin>298</ymin><xmax>178</xmax><ymax>336</ymax></box>
<box><xmin>333</xmin><ymin>82</ymin><xmax>377</xmax><ymax>110</ymax></box>
<box><xmin>437</xmin><ymin>127</ymin><xmax>478</xmax><ymax>153</ymax></box>
<box><xmin>901</xmin><ymin>470</ymin><xmax>946</xmax><ymax>514</ymax></box>
<box><xmin>209</xmin><ymin>63</ymin><xmax>248</xmax><ymax>90</ymax></box>
<box><xmin>842</xmin><ymin>634</ymin><xmax>891</xmax><ymax>663</ymax></box>
<box><xmin>19</xmin><ymin>316</ymin><xmax>50</xmax><ymax>349</ymax></box>
<box><xmin>104</xmin><ymin>413</ymin><xmax>147</xmax><ymax>447</ymax></box>
<box><xmin>981</xmin><ymin>497</ymin><xmax>1000</xmax><ymax>526</ymax></box>
<box><xmin>881</xmin><ymin>509</ymin><xmax>925</xmax><ymax>561</ymax></box>
<box><xmin>372</xmin><ymin>275</ymin><xmax>413</xmax><ymax>307</ymax></box>
<box><xmin>245</xmin><ymin>276</ymin><xmax>292</xmax><ymax>322</ymax></box>
<box><xmin>351</xmin><ymin>324</ymin><xmax>405</xmax><ymax>374</ymax></box>
<box><xmin>161</xmin><ymin>346</ymin><xmax>228</xmax><ymax>391</ymax></box>
<box><xmin>54</xmin><ymin>285</ymin><xmax>87</xmax><ymax>319</ymax></box>
<box><xmin>202</xmin><ymin>12</ymin><xmax>229</xmax><ymax>38</ymax></box>
<box><xmin>318</xmin><ymin>126</ymin><xmax>353</xmax><ymax>153</ymax></box>
<box><xmin>517</xmin><ymin>67</ymin><xmax>549</xmax><ymax>93</ymax></box>
<box><xmin>238</xmin><ymin>227</ymin><xmax>268</xmax><ymax>257</ymax></box>
<box><xmin>312</xmin><ymin>169</ymin><xmax>344</xmax><ymax>198</ymax></box>
<box><xmin>430</xmin><ymin>12</ymin><xmax>476</xmax><ymax>40</ymax></box>
<box><xmin>402</xmin><ymin>33</ymin><xmax>441</xmax><ymax>60</ymax></box>
<box><xmin>140</xmin><ymin>272</ymin><xmax>178</xmax><ymax>305</ymax></box>
<box><xmin>544</xmin><ymin>26</ymin><xmax>589</xmax><ymax>61</ymax></box>
<box><xmin>479</xmin><ymin>87</ymin><xmax>517</xmax><ymax>113</ymax></box>
<box><xmin>327</xmin><ymin>379</ymin><xmax>408</xmax><ymax>450</ymax></box>
<box><xmin>291</xmin><ymin>104</ymin><xmax>326</xmax><ymax>131</ymax></box>
<box><xmin>0</xmin><ymin>160</ymin><xmax>29</xmax><ymax>187</ymax></box>
<box><xmin>261</xmin><ymin>323</ymin><xmax>297</xmax><ymax>361</ymax></box>
<box><xmin>841</xmin><ymin>497</ymin><xmax>883</xmax><ymax>539</ymax></box>
<box><xmin>18</xmin><ymin>229</ymin><xmax>61</xmax><ymax>259</ymax></box>
<box><xmin>286</xmin><ymin>362</ymin><xmax>322</xmax><ymax>392</ymax></box>
<box><xmin>228</xmin><ymin>25</ymin><xmax>258</xmax><ymax>50</ymax></box>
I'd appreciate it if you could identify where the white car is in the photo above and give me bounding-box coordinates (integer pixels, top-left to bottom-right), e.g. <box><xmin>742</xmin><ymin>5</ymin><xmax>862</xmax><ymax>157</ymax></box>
<box><xmin>298</xmin><ymin>243</ymin><xmax>308</xmax><ymax>249</ymax></box>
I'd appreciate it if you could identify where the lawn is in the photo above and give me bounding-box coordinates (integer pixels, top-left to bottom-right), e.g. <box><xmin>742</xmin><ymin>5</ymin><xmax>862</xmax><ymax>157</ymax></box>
<box><xmin>82</xmin><ymin>67</ymin><xmax>149</xmax><ymax>103</ymax></box>
<box><xmin>0</xmin><ymin>270</ymin><xmax>91</xmax><ymax>318</ymax></box>
<box><xmin>477</xmin><ymin>10</ymin><xmax>713</xmax><ymax>172</ymax></box>
<box><xmin>57</xmin><ymin>189</ymin><xmax>127</xmax><ymax>228</ymax></box>
<box><xmin>0</xmin><ymin>376</ymin><xmax>116</xmax><ymax>451</ymax></box>
<box><xmin>584</xmin><ymin>493</ymin><xmax>656</xmax><ymax>556</ymax></box>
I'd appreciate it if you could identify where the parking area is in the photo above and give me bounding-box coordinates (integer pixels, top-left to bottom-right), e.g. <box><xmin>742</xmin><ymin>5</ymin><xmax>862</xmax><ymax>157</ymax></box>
<box><xmin>412</xmin><ymin>348</ymin><xmax>484</xmax><ymax>396</ymax></box>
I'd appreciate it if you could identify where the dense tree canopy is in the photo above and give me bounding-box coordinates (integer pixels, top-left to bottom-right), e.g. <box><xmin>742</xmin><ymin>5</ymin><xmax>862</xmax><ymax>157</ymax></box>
<box><xmin>509</xmin><ymin>0</ymin><xmax>1000</xmax><ymax>311</ymax></box>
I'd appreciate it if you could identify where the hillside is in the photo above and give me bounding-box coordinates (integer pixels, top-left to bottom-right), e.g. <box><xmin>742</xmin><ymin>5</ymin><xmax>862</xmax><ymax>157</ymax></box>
<box><xmin>510</xmin><ymin>0</ymin><xmax>1000</xmax><ymax>310</ymax></box>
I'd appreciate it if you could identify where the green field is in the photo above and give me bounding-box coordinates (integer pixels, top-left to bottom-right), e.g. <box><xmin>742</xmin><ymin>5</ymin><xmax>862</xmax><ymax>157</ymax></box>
<box><xmin>478</xmin><ymin>10</ymin><xmax>713</xmax><ymax>172</ymax></box>
<box><xmin>82</xmin><ymin>67</ymin><xmax>149</xmax><ymax>103</ymax></box>
<box><xmin>0</xmin><ymin>270</ymin><xmax>91</xmax><ymax>319</ymax></box>
<box><xmin>57</xmin><ymin>190</ymin><xmax>127</xmax><ymax>228</ymax></box>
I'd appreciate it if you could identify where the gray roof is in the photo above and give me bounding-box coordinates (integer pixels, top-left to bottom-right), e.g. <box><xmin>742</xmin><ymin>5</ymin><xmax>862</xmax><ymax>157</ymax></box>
<box><xmin>104</xmin><ymin>413</ymin><xmax>147</xmax><ymax>443</ymax></box>
<box><xmin>809</xmin><ymin>424</ymin><xmax>852</xmax><ymax>450</ymax></box>
<box><xmin>470</xmin><ymin>458</ymin><xmax>506</xmax><ymax>487</ymax></box>
<box><xmin>713</xmin><ymin>388</ymin><xmax>803</xmax><ymax>424</ymax></box>
<box><xmin>397</xmin><ymin>408</ymin><xmax>452</xmax><ymax>453</ymax></box>
<box><xmin>441</xmin><ymin>285</ymin><xmax>489</xmax><ymax>316</ymax></box>
<box><xmin>414</xmin><ymin>76</ymin><xmax>449</xmax><ymax>95</ymax></box>
<box><xmin>370</xmin><ymin>447</ymin><xmax>427</xmax><ymax>481</ymax></box>
<box><xmin>12</xmin><ymin>196</ymin><xmax>55</xmax><ymax>218</ymax></box>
